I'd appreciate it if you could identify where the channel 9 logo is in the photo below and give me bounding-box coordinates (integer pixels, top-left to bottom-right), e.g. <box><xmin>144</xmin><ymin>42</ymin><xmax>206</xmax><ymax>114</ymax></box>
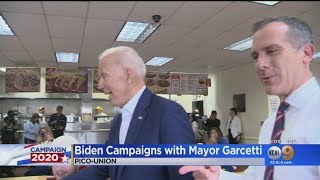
<box><xmin>268</xmin><ymin>145</ymin><xmax>294</xmax><ymax>160</ymax></box>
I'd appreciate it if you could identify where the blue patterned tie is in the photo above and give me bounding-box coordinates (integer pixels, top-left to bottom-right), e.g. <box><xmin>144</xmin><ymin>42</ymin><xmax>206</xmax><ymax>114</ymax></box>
<box><xmin>264</xmin><ymin>102</ymin><xmax>290</xmax><ymax>180</ymax></box>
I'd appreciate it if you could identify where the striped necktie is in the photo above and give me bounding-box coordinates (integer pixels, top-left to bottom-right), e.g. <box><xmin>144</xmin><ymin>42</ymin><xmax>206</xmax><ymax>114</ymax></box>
<box><xmin>264</xmin><ymin>102</ymin><xmax>290</xmax><ymax>180</ymax></box>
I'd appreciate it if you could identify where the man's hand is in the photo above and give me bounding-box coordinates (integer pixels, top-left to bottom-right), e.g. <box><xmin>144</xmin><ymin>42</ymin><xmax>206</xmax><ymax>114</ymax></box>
<box><xmin>179</xmin><ymin>166</ymin><xmax>221</xmax><ymax>180</ymax></box>
<box><xmin>236</xmin><ymin>136</ymin><xmax>241</xmax><ymax>142</ymax></box>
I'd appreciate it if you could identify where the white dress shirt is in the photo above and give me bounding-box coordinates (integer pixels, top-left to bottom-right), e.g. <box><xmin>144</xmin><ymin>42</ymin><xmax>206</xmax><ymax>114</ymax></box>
<box><xmin>96</xmin><ymin>112</ymin><xmax>108</xmax><ymax>122</ymax></box>
<box><xmin>227</xmin><ymin>116</ymin><xmax>242</xmax><ymax>138</ymax></box>
<box><xmin>119</xmin><ymin>86</ymin><xmax>146</xmax><ymax>144</ymax></box>
<box><xmin>220</xmin><ymin>77</ymin><xmax>320</xmax><ymax>180</ymax></box>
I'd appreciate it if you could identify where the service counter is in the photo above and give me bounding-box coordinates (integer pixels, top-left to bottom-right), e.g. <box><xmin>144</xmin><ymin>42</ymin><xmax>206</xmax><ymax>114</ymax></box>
<box><xmin>16</xmin><ymin>128</ymin><xmax>110</xmax><ymax>144</ymax></box>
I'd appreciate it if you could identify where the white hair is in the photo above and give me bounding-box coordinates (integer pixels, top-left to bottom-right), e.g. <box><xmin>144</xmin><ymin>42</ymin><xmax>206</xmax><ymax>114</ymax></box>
<box><xmin>99</xmin><ymin>46</ymin><xmax>146</xmax><ymax>79</ymax></box>
<box><xmin>52</xmin><ymin>136</ymin><xmax>79</xmax><ymax>145</ymax></box>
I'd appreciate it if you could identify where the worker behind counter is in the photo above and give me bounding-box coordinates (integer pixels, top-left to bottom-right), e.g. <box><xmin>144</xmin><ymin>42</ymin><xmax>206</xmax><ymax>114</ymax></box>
<box><xmin>94</xmin><ymin>106</ymin><xmax>109</xmax><ymax>123</ymax></box>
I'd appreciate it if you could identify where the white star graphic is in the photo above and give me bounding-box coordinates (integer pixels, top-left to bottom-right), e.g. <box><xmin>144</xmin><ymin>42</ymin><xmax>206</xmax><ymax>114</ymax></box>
<box><xmin>61</xmin><ymin>155</ymin><xmax>69</xmax><ymax>163</ymax></box>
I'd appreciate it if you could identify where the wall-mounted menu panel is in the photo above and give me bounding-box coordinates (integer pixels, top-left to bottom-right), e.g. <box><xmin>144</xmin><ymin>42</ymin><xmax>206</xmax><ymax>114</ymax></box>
<box><xmin>5</xmin><ymin>68</ymin><xmax>41</xmax><ymax>93</ymax></box>
<box><xmin>46</xmin><ymin>68</ymin><xmax>88</xmax><ymax>93</ymax></box>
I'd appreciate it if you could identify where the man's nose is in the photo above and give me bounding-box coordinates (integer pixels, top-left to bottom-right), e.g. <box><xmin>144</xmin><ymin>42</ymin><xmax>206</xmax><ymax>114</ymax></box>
<box><xmin>98</xmin><ymin>78</ymin><xmax>104</xmax><ymax>90</ymax></box>
<box><xmin>256</xmin><ymin>55</ymin><xmax>270</xmax><ymax>70</ymax></box>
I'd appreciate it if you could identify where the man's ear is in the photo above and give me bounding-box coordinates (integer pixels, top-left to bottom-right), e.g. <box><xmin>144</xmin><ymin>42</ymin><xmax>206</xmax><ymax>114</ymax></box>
<box><xmin>125</xmin><ymin>68</ymin><xmax>133</xmax><ymax>82</ymax></box>
<box><xmin>302</xmin><ymin>43</ymin><xmax>316</xmax><ymax>64</ymax></box>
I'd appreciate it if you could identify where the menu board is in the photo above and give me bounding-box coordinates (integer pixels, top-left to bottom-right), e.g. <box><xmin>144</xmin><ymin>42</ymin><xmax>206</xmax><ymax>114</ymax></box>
<box><xmin>145</xmin><ymin>72</ymin><xmax>209</xmax><ymax>95</ymax></box>
<box><xmin>93</xmin><ymin>69</ymin><xmax>103</xmax><ymax>93</ymax></box>
<box><xmin>5</xmin><ymin>68</ymin><xmax>41</xmax><ymax>93</ymax></box>
<box><xmin>170</xmin><ymin>73</ymin><xmax>181</xmax><ymax>94</ymax></box>
<box><xmin>180</xmin><ymin>74</ymin><xmax>208</xmax><ymax>95</ymax></box>
<box><xmin>145</xmin><ymin>72</ymin><xmax>171</xmax><ymax>94</ymax></box>
<box><xmin>46</xmin><ymin>68</ymin><xmax>88</xmax><ymax>93</ymax></box>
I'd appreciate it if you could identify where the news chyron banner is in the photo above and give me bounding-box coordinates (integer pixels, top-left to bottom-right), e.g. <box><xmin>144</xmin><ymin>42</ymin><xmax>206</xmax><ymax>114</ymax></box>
<box><xmin>1</xmin><ymin>144</ymin><xmax>320</xmax><ymax>166</ymax></box>
<box><xmin>0</xmin><ymin>144</ymin><xmax>71</xmax><ymax>166</ymax></box>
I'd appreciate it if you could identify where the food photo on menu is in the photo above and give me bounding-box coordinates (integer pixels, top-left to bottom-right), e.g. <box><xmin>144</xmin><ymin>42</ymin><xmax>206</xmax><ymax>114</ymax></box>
<box><xmin>5</xmin><ymin>68</ymin><xmax>41</xmax><ymax>93</ymax></box>
<box><xmin>45</xmin><ymin>68</ymin><xmax>88</xmax><ymax>93</ymax></box>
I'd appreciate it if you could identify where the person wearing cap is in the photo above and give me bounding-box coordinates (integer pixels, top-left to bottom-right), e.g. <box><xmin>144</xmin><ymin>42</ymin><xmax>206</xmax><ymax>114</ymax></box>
<box><xmin>38</xmin><ymin>106</ymin><xmax>45</xmax><ymax>118</ymax></box>
<box><xmin>38</xmin><ymin>106</ymin><xmax>48</xmax><ymax>128</ymax></box>
<box><xmin>94</xmin><ymin>106</ymin><xmax>108</xmax><ymax>122</ymax></box>
<box><xmin>1</xmin><ymin>110</ymin><xmax>17</xmax><ymax>144</ymax></box>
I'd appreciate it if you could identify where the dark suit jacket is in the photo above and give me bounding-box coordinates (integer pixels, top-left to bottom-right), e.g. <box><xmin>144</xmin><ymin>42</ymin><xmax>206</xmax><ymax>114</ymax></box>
<box><xmin>63</xmin><ymin>88</ymin><xmax>194</xmax><ymax>180</ymax></box>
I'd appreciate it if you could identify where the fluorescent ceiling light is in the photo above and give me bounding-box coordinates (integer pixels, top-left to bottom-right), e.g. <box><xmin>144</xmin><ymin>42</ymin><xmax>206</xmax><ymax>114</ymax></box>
<box><xmin>116</xmin><ymin>22</ymin><xmax>160</xmax><ymax>43</ymax></box>
<box><xmin>55</xmin><ymin>52</ymin><xmax>79</xmax><ymax>63</ymax></box>
<box><xmin>0</xmin><ymin>68</ymin><xmax>6</xmax><ymax>72</ymax></box>
<box><xmin>145</xmin><ymin>57</ymin><xmax>175</xmax><ymax>66</ymax></box>
<box><xmin>313</xmin><ymin>52</ymin><xmax>320</xmax><ymax>59</ymax></box>
<box><xmin>224</xmin><ymin>36</ymin><xmax>253</xmax><ymax>51</ymax></box>
<box><xmin>0</xmin><ymin>15</ymin><xmax>14</xmax><ymax>35</ymax></box>
<box><xmin>252</xmin><ymin>1</ymin><xmax>280</xmax><ymax>6</ymax></box>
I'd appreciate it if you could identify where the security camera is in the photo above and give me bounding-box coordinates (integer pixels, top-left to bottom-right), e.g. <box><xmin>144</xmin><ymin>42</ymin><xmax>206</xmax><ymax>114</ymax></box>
<box><xmin>152</xmin><ymin>15</ymin><xmax>161</xmax><ymax>23</ymax></box>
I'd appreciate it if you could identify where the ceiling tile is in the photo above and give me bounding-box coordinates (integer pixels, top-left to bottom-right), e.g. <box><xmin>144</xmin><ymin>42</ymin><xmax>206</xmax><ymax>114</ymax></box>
<box><xmin>43</xmin><ymin>1</ymin><xmax>88</xmax><ymax>17</ymax></box>
<box><xmin>128</xmin><ymin>1</ymin><xmax>184</xmax><ymax>23</ymax></box>
<box><xmin>0</xmin><ymin>36</ymin><xmax>24</xmax><ymax>51</ymax></box>
<box><xmin>2</xmin><ymin>13</ymin><xmax>49</xmax><ymax>37</ymax></box>
<box><xmin>144</xmin><ymin>25</ymin><xmax>193</xmax><ymax>46</ymax></box>
<box><xmin>52</xmin><ymin>38</ymin><xmax>82</xmax><ymax>52</ymax></box>
<box><xmin>80</xmin><ymin>39</ymin><xmax>113</xmax><ymax>64</ymax></box>
<box><xmin>35</xmin><ymin>61</ymin><xmax>58</xmax><ymax>67</ymax></box>
<box><xmin>47</xmin><ymin>16</ymin><xmax>85</xmax><ymax>39</ymax></box>
<box><xmin>13</xmin><ymin>61</ymin><xmax>37</xmax><ymax>67</ymax></box>
<box><xmin>57</xmin><ymin>62</ymin><xmax>79</xmax><ymax>68</ymax></box>
<box><xmin>165</xmin><ymin>1</ymin><xmax>231</xmax><ymax>28</ymax></box>
<box><xmin>0</xmin><ymin>52</ymin><xmax>9</xmax><ymax>61</ymax></box>
<box><xmin>0</xmin><ymin>1</ymin><xmax>43</xmax><ymax>14</ymax></box>
<box><xmin>19</xmin><ymin>37</ymin><xmax>52</xmax><ymax>51</ymax></box>
<box><xmin>88</xmin><ymin>1</ymin><xmax>135</xmax><ymax>20</ymax></box>
<box><xmin>1</xmin><ymin>50</ymin><xmax>31</xmax><ymax>61</ymax></box>
<box><xmin>84</xmin><ymin>19</ymin><xmax>124</xmax><ymax>41</ymax></box>
<box><xmin>0</xmin><ymin>60</ymin><xmax>14</xmax><ymax>67</ymax></box>
<box><xmin>111</xmin><ymin>42</ymin><xmax>142</xmax><ymax>50</ymax></box>
<box><xmin>18</xmin><ymin>37</ymin><xmax>54</xmax><ymax>61</ymax></box>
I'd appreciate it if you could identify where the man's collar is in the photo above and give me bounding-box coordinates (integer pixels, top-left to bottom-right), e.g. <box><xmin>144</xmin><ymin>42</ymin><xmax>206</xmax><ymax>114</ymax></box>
<box><xmin>286</xmin><ymin>77</ymin><xmax>320</xmax><ymax>110</ymax></box>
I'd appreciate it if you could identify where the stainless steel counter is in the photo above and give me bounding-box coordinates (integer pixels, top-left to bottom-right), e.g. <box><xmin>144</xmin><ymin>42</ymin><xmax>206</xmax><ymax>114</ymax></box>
<box><xmin>16</xmin><ymin>128</ymin><xmax>110</xmax><ymax>144</ymax></box>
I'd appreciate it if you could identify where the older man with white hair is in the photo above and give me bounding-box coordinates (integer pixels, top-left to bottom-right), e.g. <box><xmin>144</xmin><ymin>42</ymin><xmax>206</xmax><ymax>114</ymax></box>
<box><xmin>62</xmin><ymin>46</ymin><xmax>194</xmax><ymax>180</ymax></box>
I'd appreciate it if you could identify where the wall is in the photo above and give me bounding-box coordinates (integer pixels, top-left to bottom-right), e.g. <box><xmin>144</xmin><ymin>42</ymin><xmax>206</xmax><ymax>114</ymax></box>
<box><xmin>311</xmin><ymin>62</ymin><xmax>320</xmax><ymax>79</ymax></box>
<box><xmin>214</xmin><ymin>63</ymin><xmax>268</xmax><ymax>144</ymax></box>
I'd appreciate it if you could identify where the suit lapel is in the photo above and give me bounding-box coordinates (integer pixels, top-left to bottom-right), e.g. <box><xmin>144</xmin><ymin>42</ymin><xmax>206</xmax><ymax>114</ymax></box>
<box><xmin>108</xmin><ymin>113</ymin><xmax>122</xmax><ymax>179</ymax></box>
<box><xmin>108</xmin><ymin>113</ymin><xmax>122</xmax><ymax>144</ymax></box>
<box><xmin>124</xmin><ymin>88</ymin><xmax>152</xmax><ymax>144</ymax></box>
<box><xmin>116</xmin><ymin>88</ymin><xmax>152</xmax><ymax>180</ymax></box>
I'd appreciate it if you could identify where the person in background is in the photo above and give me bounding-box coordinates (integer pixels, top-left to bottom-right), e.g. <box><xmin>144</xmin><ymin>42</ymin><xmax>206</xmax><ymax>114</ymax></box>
<box><xmin>62</xmin><ymin>46</ymin><xmax>194</xmax><ymax>180</ymax></box>
<box><xmin>38</xmin><ymin>106</ymin><xmax>45</xmax><ymax>118</ymax></box>
<box><xmin>207</xmin><ymin>127</ymin><xmax>234</xmax><ymax>172</ymax></box>
<box><xmin>207</xmin><ymin>127</ymin><xmax>227</xmax><ymax>144</ymax></box>
<box><xmin>205</xmin><ymin>110</ymin><xmax>221</xmax><ymax>132</ymax></box>
<box><xmin>24</xmin><ymin>113</ymin><xmax>41</xmax><ymax>144</ymax></box>
<box><xmin>0</xmin><ymin>110</ymin><xmax>17</xmax><ymax>178</ymax></box>
<box><xmin>37</xmin><ymin>127</ymin><xmax>54</xmax><ymax>144</ymax></box>
<box><xmin>1</xmin><ymin>110</ymin><xmax>17</xmax><ymax>144</ymax></box>
<box><xmin>179</xmin><ymin>16</ymin><xmax>320</xmax><ymax>180</ymax></box>
<box><xmin>227</xmin><ymin>108</ymin><xmax>242</xmax><ymax>144</ymax></box>
<box><xmin>38</xmin><ymin>106</ymin><xmax>48</xmax><ymax>128</ymax></box>
<box><xmin>191</xmin><ymin>109</ymin><xmax>204</xmax><ymax>129</ymax></box>
<box><xmin>24</xmin><ymin>127</ymin><xmax>55</xmax><ymax>177</ymax></box>
<box><xmin>94</xmin><ymin>106</ymin><xmax>108</xmax><ymax>122</ymax></box>
<box><xmin>48</xmin><ymin>105</ymin><xmax>67</xmax><ymax>138</ymax></box>
<box><xmin>192</xmin><ymin>119</ymin><xmax>208</xmax><ymax>144</ymax></box>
